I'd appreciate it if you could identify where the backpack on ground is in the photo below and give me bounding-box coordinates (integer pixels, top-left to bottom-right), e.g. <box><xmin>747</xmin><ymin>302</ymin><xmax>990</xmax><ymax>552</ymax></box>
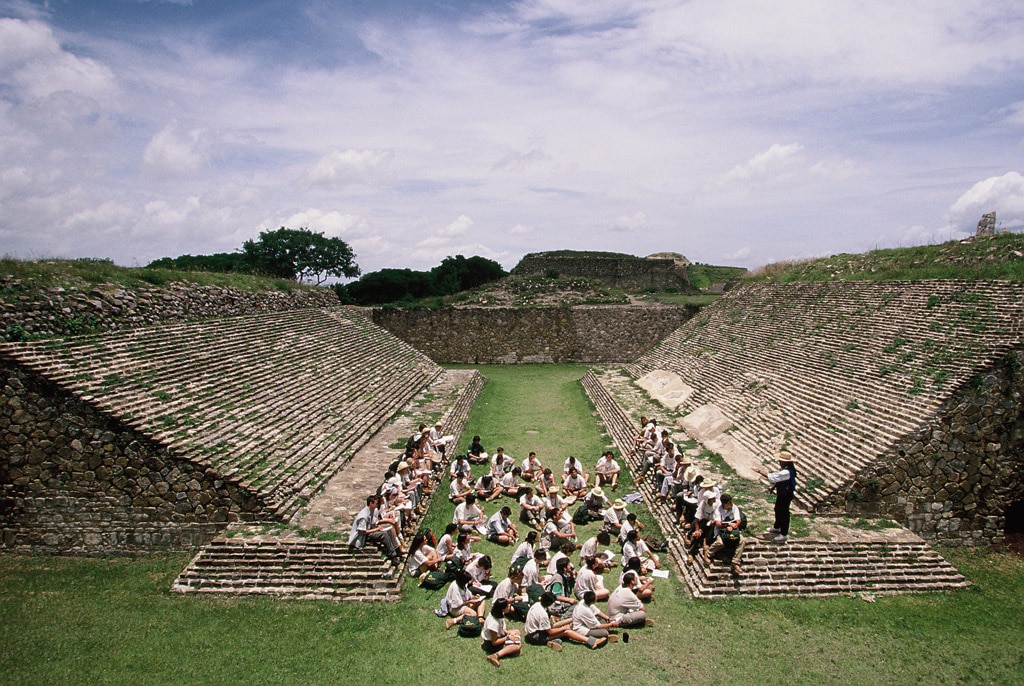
<box><xmin>457</xmin><ymin>615</ymin><xmax>483</xmax><ymax>638</ymax></box>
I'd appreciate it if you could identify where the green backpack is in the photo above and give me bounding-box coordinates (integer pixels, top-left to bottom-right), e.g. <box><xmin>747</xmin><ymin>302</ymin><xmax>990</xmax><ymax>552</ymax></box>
<box><xmin>457</xmin><ymin>614</ymin><xmax>483</xmax><ymax>638</ymax></box>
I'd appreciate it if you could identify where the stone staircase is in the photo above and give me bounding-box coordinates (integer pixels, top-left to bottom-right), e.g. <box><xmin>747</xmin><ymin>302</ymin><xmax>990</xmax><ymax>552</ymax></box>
<box><xmin>2</xmin><ymin>306</ymin><xmax>442</xmax><ymax>520</ymax></box>
<box><xmin>581</xmin><ymin>370</ymin><xmax>971</xmax><ymax>598</ymax></box>
<box><xmin>625</xmin><ymin>280</ymin><xmax>1024</xmax><ymax>511</ymax></box>
<box><xmin>171</xmin><ymin>369</ymin><xmax>485</xmax><ymax>602</ymax></box>
<box><xmin>171</xmin><ymin>538</ymin><xmax>402</xmax><ymax>601</ymax></box>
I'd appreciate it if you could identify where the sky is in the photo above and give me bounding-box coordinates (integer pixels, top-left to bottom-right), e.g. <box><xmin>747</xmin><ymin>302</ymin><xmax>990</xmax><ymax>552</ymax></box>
<box><xmin>1</xmin><ymin>0</ymin><xmax>1023</xmax><ymax>277</ymax></box>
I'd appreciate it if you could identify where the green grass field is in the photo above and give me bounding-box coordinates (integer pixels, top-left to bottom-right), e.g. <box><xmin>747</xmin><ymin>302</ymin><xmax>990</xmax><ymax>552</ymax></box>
<box><xmin>2</xmin><ymin>365</ymin><xmax>1023</xmax><ymax>685</ymax></box>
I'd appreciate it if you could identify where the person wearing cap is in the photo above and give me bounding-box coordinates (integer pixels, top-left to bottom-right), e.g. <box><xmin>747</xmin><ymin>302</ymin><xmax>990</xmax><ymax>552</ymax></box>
<box><xmin>704</xmin><ymin>493</ymin><xmax>746</xmax><ymax>575</ymax></box>
<box><xmin>583</xmin><ymin>485</ymin><xmax>610</xmax><ymax>522</ymax></box>
<box><xmin>755</xmin><ymin>452</ymin><xmax>797</xmax><ymax>543</ymax></box>
<box><xmin>686</xmin><ymin>479</ymin><xmax>720</xmax><ymax>559</ymax></box>
<box><xmin>594</xmin><ymin>451</ymin><xmax>621</xmax><ymax>490</ymax></box>
<box><xmin>602</xmin><ymin>499</ymin><xmax>628</xmax><ymax>535</ymax></box>
<box><xmin>673</xmin><ymin>463</ymin><xmax>700</xmax><ymax>526</ymax></box>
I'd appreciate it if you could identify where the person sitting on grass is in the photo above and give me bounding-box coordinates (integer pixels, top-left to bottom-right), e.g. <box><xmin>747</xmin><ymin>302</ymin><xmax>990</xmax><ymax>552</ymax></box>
<box><xmin>512</xmin><ymin>531</ymin><xmax>538</xmax><ymax>567</ymax></box>
<box><xmin>544</xmin><ymin>487</ymin><xmax>568</xmax><ymax>521</ymax></box>
<box><xmin>562</xmin><ymin>467</ymin><xmax>588</xmax><ymax>499</ymax></box>
<box><xmin>449</xmin><ymin>454</ymin><xmax>472</xmax><ymax>481</ymax></box>
<box><xmin>579</xmin><ymin>531</ymin><xmax>616</xmax><ymax>569</ymax></box>
<box><xmin>525</xmin><ymin>591</ymin><xmax>604</xmax><ymax>651</ymax></box>
<box><xmin>602</xmin><ymin>499</ymin><xmax>628</xmax><ymax>536</ymax></box>
<box><xmin>454</xmin><ymin>494</ymin><xmax>488</xmax><ymax>535</ymax></box>
<box><xmin>406</xmin><ymin>532</ymin><xmax>442</xmax><ymax>577</ymax></box>
<box><xmin>594</xmin><ymin>451</ymin><xmax>621</xmax><ymax>491</ymax></box>
<box><xmin>475</xmin><ymin>473</ymin><xmax>503</xmax><ymax>502</ymax></box>
<box><xmin>435</xmin><ymin>523</ymin><xmax>459</xmax><ymax>561</ymax></box>
<box><xmin>481</xmin><ymin>598</ymin><xmax>522</xmax><ymax>668</ymax></box>
<box><xmin>574</xmin><ymin>556</ymin><xmax>610</xmax><ymax>602</ymax></box>
<box><xmin>521</xmin><ymin>451</ymin><xmax>544</xmax><ymax>481</ymax></box>
<box><xmin>536</xmin><ymin>467</ymin><xmax>556</xmax><ymax>497</ymax></box>
<box><xmin>620</xmin><ymin>556</ymin><xmax>655</xmax><ymax>601</ymax></box>
<box><xmin>486</xmin><ymin>506</ymin><xmax>519</xmax><ymax>546</ymax></box>
<box><xmin>583</xmin><ymin>485</ymin><xmax>610</xmax><ymax>522</ymax></box>
<box><xmin>444</xmin><ymin>570</ymin><xmax>486</xmax><ymax>630</ymax></box>
<box><xmin>563</xmin><ymin>456</ymin><xmax>590</xmax><ymax>484</ymax></box>
<box><xmin>499</xmin><ymin>467</ymin><xmax>524</xmax><ymax>499</ymax></box>
<box><xmin>518</xmin><ymin>487</ymin><xmax>545</xmax><ymax>529</ymax></box>
<box><xmin>607</xmin><ymin>571</ymin><xmax>654</xmax><ymax>628</ymax></box>
<box><xmin>522</xmin><ymin>548</ymin><xmax>547</xmax><ymax>588</ymax></box>
<box><xmin>467</xmin><ymin>554</ymin><xmax>495</xmax><ymax>597</ymax></box>
<box><xmin>547</xmin><ymin>540</ymin><xmax>577</xmax><ymax>576</ymax></box>
<box><xmin>622</xmin><ymin>529</ymin><xmax>660</xmax><ymax>573</ymax></box>
<box><xmin>466</xmin><ymin>435</ymin><xmax>488</xmax><ymax>465</ymax></box>
<box><xmin>571</xmin><ymin>590</ymin><xmax>619</xmax><ymax>644</ymax></box>
<box><xmin>449</xmin><ymin>473</ymin><xmax>473</xmax><ymax>504</ymax></box>
<box><xmin>490</xmin><ymin>447</ymin><xmax>515</xmax><ymax>477</ymax></box>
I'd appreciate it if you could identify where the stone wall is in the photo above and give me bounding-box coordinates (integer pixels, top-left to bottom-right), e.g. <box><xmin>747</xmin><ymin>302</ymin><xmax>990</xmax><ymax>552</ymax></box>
<box><xmin>511</xmin><ymin>255</ymin><xmax>691</xmax><ymax>291</ymax></box>
<box><xmin>371</xmin><ymin>305</ymin><xmax>698</xmax><ymax>363</ymax></box>
<box><xmin>0</xmin><ymin>363</ymin><xmax>266</xmax><ymax>554</ymax></box>
<box><xmin>817</xmin><ymin>349</ymin><xmax>1024</xmax><ymax>546</ymax></box>
<box><xmin>1</xmin><ymin>278</ymin><xmax>338</xmax><ymax>341</ymax></box>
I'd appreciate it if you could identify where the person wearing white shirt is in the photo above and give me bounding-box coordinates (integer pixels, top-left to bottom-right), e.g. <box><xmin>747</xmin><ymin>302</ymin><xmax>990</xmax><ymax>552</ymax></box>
<box><xmin>594</xmin><ymin>451</ymin><xmax>621</xmax><ymax>490</ymax></box>
<box><xmin>571</xmin><ymin>590</ymin><xmax>619</xmax><ymax>640</ymax></box>
<box><xmin>518</xmin><ymin>487</ymin><xmax>544</xmax><ymax>528</ymax></box>
<box><xmin>486</xmin><ymin>506</ymin><xmax>519</xmax><ymax>545</ymax></box>
<box><xmin>521</xmin><ymin>452</ymin><xmax>543</xmax><ymax>481</ymax></box>
<box><xmin>481</xmin><ymin>599</ymin><xmax>522</xmax><ymax>667</ymax></box>
<box><xmin>573</xmin><ymin>557</ymin><xmax>610</xmax><ymax>601</ymax></box>
<box><xmin>453</xmin><ymin>494</ymin><xmax>488</xmax><ymax>535</ymax></box>
<box><xmin>704</xmin><ymin>493</ymin><xmax>746</xmax><ymax>576</ymax></box>
<box><xmin>607</xmin><ymin>572</ymin><xmax>651</xmax><ymax>628</ymax></box>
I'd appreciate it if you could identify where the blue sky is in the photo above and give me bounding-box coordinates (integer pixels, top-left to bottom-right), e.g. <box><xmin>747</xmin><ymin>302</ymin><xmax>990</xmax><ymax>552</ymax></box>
<box><xmin>1</xmin><ymin>0</ymin><xmax>1023</xmax><ymax>275</ymax></box>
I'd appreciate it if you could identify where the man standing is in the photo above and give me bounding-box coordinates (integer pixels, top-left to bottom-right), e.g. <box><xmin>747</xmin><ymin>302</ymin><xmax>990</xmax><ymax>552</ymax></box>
<box><xmin>755</xmin><ymin>452</ymin><xmax>797</xmax><ymax>543</ymax></box>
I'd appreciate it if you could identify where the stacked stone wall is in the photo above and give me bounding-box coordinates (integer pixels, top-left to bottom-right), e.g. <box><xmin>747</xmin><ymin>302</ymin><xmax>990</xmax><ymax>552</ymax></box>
<box><xmin>511</xmin><ymin>255</ymin><xmax>690</xmax><ymax>291</ymax></box>
<box><xmin>1</xmin><ymin>364</ymin><xmax>265</xmax><ymax>554</ymax></box>
<box><xmin>371</xmin><ymin>305</ymin><xmax>698</xmax><ymax>363</ymax></box>
<box><xmin>819</xmin><ymin>350</ymin><xmax>1024</xmax><ymax>546</ymax></box>
<box><xmin>1</xmin><ymin>278</ymin><xmax>338</xmax><ymax>341</ymax></box>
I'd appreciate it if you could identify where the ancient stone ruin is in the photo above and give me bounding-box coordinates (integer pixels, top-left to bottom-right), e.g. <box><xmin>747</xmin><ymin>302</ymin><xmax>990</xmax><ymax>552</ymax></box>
<box><xmin>977</xmin><ymin>211</ymin><xmax>997</xmax><ymax>237</ymax></box>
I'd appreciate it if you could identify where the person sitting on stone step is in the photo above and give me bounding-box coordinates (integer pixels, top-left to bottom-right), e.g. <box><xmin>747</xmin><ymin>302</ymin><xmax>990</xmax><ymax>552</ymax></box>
<box><xmin>348</xmin><ymin>494</ymin><xmax>402</xmax><ymax>565</ymax></box>
<box><xmin>686</xmin><ymin>479</ymin><xmax>720</xmax><ymax>559</ymax></box>
<box><xmin>704</xmin><ymin>492</ymin><xmax>746</xmax><ymax>576</ymax></box>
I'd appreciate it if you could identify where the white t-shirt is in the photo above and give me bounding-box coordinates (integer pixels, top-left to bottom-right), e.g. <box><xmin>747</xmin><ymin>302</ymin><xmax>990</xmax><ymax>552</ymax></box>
<box><xmin>481</xmin><ymin>614</ymin><xmax>506</xmax><ymax>642</ymax></box>
<box><xmin>571</xmin><ymin>602</ymin><xmax>600</xmax><ymax>632</ymax></box>
<box><xmin>607</xmin><ymin>585</ymin><xmax>643</xmax><ymax>619</ymax></box>
<box><xmin>445</xmin><ymin>581</ymin><xmax>471</xmax><ymax>613</ymax></box>
<box><xmin>524</xmin><ymin>601</ymin><xmax>551</xmax><ymax>634</ymax></box>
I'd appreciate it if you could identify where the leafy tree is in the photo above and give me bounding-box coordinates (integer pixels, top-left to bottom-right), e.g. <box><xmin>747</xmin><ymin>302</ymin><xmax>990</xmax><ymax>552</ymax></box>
<box><xmin>242</xmin><ymin>227</ymin><xmax>360</xmax><ymax>285</ymax></box>
<box><xmin>147</xmin><ymin>252</ymin><xmax>250</xmax><ymax>273</ymax></box>
<box><xmin>340</xmin><ymin>254</ymin><xmax>506</xmax><ymax>305</ymax></box>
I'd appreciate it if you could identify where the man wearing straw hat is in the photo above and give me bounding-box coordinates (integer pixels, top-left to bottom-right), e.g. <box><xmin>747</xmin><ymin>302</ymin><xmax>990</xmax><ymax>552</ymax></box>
<box><xmin>755</xmin><ymin>451</ymin><xmax>797</xmax><ymax>543</ymax></box>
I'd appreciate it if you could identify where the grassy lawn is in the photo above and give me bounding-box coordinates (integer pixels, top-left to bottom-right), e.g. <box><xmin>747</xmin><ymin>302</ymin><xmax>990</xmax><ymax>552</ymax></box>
<box><xmin>2</xmin><ymin>365</ymin><xmax>1023</xmax><ymax>685</ymax></box>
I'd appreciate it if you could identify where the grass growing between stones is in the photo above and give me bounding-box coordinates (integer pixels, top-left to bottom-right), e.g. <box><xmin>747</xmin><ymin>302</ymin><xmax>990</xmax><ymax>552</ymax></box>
<box><xmin>2</xmin><ymin>365</ymin><xmax>1024</xmax><ymax>685</ymax></box>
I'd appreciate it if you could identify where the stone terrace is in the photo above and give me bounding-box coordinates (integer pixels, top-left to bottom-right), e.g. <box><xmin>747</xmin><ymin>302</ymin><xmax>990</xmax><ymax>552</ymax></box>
<box><xmin>627</xmin><ymin>280</ymin><xmax>1024</xmax><ymax>512</ymax></box>
<box><xmin>1</xmin><ymin>306</ymin><xmax>442</xmax><ymax>521</ymax></box>
<box><xmin>582</xmin><ymin>371</ymin><xmax>970</xmax><ymax>598</ymax></box>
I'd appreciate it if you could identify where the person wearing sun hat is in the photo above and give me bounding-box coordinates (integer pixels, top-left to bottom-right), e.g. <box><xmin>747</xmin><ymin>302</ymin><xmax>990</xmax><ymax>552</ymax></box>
<box><xmin>755</xmin><ymin>451</ymin><xmax>797</xmax><ymax>543</ymax></box>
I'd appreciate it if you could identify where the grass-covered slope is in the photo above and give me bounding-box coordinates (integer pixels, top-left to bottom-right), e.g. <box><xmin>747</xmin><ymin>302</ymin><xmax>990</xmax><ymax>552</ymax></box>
<box><xmin>748</xmin><ymin>232</ymin><xmax>1024</xmax><ymax>283</ymax></box>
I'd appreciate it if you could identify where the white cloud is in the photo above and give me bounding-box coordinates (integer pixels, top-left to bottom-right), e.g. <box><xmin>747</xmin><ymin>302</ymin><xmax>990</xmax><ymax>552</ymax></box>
<box><xmin>0</xmin><ymin>18</ymin><xmax>118</xmax><ymax>101</ymax></box>
<box><xmin>143</xmin><ymin>121</ymin><xmax>209</xmax><ymax>174</ymax></box>
<box><xmin>948</xmin><ymin>171</ymin><xmax>1024</xmax><ymax>230</ymax></box>
<box><xmin>306</xmin><ymin>148</ymin><xmax>394</xmax><ymax>187</ymax></box>
<box><xmin>713</xmin><ymin>143</ymin><xmax>804</xmax><ymax>188</ymax></box>
<box><xmin>611</xmin><ymin>211</ymin><xmax>647</xmax><ymax>232</ymax></box>
<box><xmin>723</xmin><ymin>246</ymin><xmax>752</xmax><ymax>262</ymax></box>
<box><xmin>509</xmin><ymin>224</ymin><xmax>533</xmax><ymax>235</ymax></box>
<box><xmin>439</xmin><ymin>215</ymin><xmax>474</xmax><ymax>237</ymax></box>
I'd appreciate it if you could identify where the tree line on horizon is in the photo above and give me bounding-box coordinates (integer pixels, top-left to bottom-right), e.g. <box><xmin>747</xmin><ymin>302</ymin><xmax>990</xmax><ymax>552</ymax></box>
<box><xmin>147</xmin><ymin>226</ymin><xmax>506</xmax><ymax>305</ymax></box>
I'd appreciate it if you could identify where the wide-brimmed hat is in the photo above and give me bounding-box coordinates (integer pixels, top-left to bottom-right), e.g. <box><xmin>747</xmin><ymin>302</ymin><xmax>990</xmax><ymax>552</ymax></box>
<box><xmin>397</xmin><ymin>461</ymin><xmax>410</xmax><ymax>470</ymax></box>
<box><xmin>777</xmin><ymin>451</ymin><xmax>796</xmax><ymax>463</ymax></box>
<box><xmin>683</xmin><ymin>465</ymin><xmax>700</xmax><ymax>483</ymax></box>
<box><xmin>701</xmin><ymin>479</ymin><xmax>718</xmax><ymax>491</ymax></box>
<box><xmin>613</xmin><ymin>499</ymin><xmax>627</xmax><ymax>509</ymax></box>
<box><xmin>591</xmin><ymin>486</ymin><xmax>605</xmax><ymax>498</ymax></box>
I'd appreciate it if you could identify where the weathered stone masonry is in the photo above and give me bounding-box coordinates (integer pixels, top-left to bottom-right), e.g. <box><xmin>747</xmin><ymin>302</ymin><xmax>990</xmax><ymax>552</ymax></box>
<box><xmin>512</xmin><ymin>254</ymin><xmax>691</xmax><ymax>291</ymax></box>
<box><xmin>0</xmin><ymin>363</ymin><xmax>264</xmax><ymax>554</ymax></box>
<box><xmin>371</xmin><ymin>305</ymin><xmax>699</xmax><ymax>363</ymax></box>
<box><xmin>820</xmin><ymin>349</ymin><xmax>1024</xmax><ymax>546</ymax></box>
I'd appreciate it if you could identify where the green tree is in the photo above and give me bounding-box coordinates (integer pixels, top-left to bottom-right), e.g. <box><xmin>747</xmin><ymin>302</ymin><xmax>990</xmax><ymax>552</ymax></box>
<box><xmin>242</xmin><ymin>227</ymin><xmax>360</xmax><ymax>285</ymax></box>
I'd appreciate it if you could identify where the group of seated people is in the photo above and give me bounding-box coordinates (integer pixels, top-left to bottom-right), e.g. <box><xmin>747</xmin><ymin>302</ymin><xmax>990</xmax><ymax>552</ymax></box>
<box><xmin>632</xmin><ymin>416</ymin><xmax>747</xmax><ymax>576</ymax></box>
<box><xmin>346</xmin><ymin>423</ymin><xmax>452</xmax><ymax>563</ymax></box>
